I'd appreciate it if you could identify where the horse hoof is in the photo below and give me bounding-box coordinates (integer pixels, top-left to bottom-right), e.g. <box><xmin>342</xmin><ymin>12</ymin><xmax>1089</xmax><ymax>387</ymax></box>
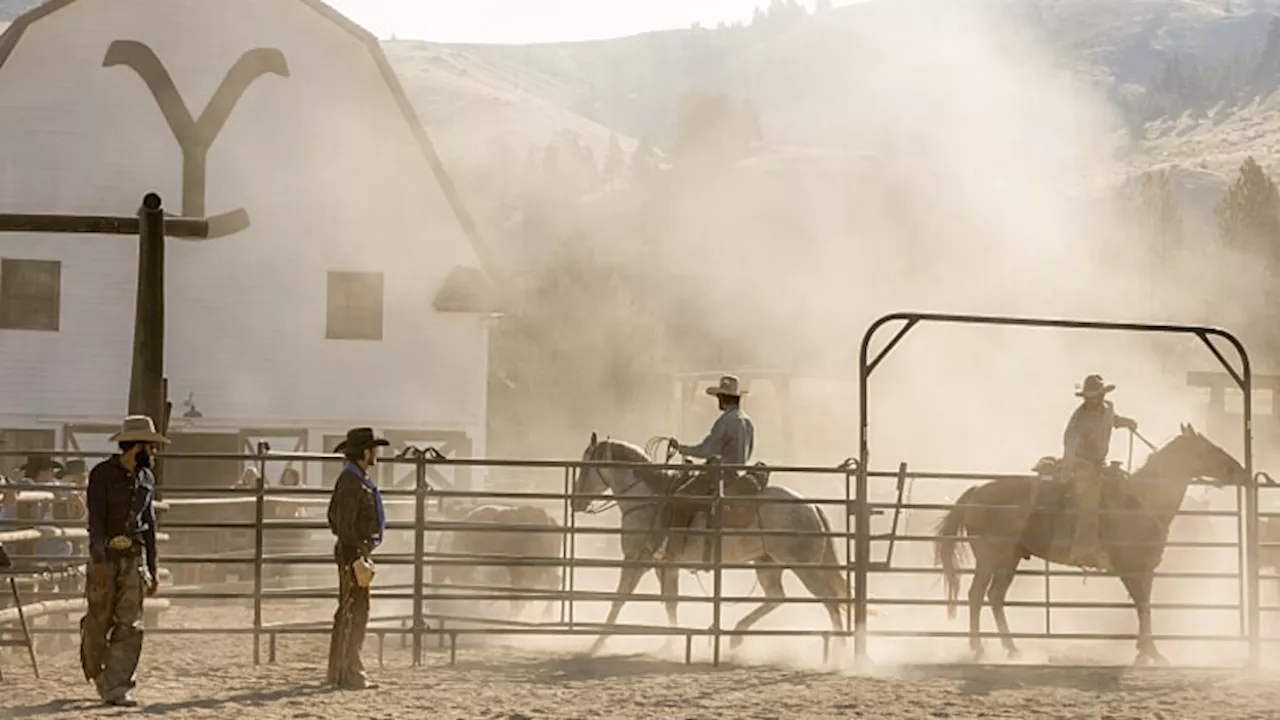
<box><xmin>1006</xmin><ymin>648</ymin><xmax>1021</xmax><ymax>660</ymax></box>
<box><xmin>969</xmin><ymin>648</ymin><xmax>985</xmax><ymax>663</ymax></box>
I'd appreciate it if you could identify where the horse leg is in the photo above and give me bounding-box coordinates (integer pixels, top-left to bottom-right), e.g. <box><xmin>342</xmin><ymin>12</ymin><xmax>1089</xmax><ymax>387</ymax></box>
<box><xmin>793</xmin><ymin>565</ymin><xmax>848</xmax><ymax>661</ymax></box>
<box><xmin>967</xmin><ymin>562</ymin><xmax>994</xmax><ymax>662</ymax></box>
<box><xmin>728</xmin><ymin>563</ymin><xmax>786</xmax><ymax>652</ymax></box>
<box><xmin>509</xmin><ymin>567</ymin><xmax>529</xmax><ymax>618</ymax></box>
<box><xmin>986</xmin><ymin>555</ymin><xmax>1021</xmax><ymax>659</ymax></box>
<box><xmin>657</xmin><ymin>566</ymin><xmax>681</xmax><ymax>655</ymax></box>
<box><xmin>587</xmin><ymin>564</ymin><xmax>648</xmax><ymax>656</ymax></box>
<box><xmin>1119</xmin><ymin>569</ymin><xmax>1165</xmax><ymax>666</ymax></box>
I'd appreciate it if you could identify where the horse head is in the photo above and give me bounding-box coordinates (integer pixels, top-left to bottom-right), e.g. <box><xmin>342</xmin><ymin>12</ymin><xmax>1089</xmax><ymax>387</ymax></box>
<box><xmin>574</xmin><ymin>433</ymin><xmax>652</xmax><ymax>512</ymax></box>
<box><xmin>1150</xmin><ymin>423</ymin><xmax>1249</xmax><ymax>488</ymax></box>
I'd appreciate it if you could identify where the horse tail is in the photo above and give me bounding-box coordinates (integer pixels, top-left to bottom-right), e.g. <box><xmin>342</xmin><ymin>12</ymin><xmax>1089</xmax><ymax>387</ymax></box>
<box><xmin>934</xmin><ymin>486</ymin><xmax>978</xmax><ymax>621</ymax></box>
<box><xmin>812</xmin><ymin>503</ymin><xmax>852</xmax><ymax>631</ymax></box>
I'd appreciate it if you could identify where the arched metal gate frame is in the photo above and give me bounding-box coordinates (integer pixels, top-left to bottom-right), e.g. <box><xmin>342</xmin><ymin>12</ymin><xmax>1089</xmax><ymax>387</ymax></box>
<box><xmin>855</xmin><ymin>311</ymin><xmax>1257</xmax><ymax>666</ymax></box>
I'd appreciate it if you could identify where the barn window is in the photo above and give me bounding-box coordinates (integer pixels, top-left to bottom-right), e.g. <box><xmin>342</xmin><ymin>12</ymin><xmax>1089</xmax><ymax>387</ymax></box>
<box><xmin>326</xmin><ymin>271</ymin><xmax>383</xmax><ymax>341</ymax></box>
<box><xmin>0</xmin><ymin>259</ymin><xmax>61</xmax><ymax>331</ymax></box>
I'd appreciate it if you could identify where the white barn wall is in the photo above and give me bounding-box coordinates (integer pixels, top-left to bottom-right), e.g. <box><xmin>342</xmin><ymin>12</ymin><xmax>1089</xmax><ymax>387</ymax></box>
<box><xmin>0</xmin><ymin>0</ymin><xmax>490</xmax><ymax>457</ymax></box>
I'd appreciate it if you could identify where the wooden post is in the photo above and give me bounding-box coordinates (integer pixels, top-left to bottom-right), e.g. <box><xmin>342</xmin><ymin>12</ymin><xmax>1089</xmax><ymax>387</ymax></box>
<box><xmin>128</xmin><ymin>193</ymin><xmax>166</xmax><ymax>426</ymax></box>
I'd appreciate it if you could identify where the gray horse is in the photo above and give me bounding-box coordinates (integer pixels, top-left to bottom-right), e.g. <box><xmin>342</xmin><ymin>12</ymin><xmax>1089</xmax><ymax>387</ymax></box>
<box><xmin>574</xmin><ymin>433</ymin><xmax>852</xmax><ymax>657</ymax></box>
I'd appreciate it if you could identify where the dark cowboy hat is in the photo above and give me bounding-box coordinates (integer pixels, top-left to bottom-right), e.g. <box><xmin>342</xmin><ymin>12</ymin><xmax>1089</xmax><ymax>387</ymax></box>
<box><xmin>333</xmin><ymin>427</ymin><xmax>390</xmax><ymax>454</ymax></box>
<box><xmin>19</xmin><ymin>455</ymin><xmax>63</xmax><ymax>476</ymax></box>
<box><xmin>56</xmin><ymin>459</ymin><xmax>87</xmax><ymax>478</ymax></box>
<box><xmin>1075</xmin><ymin>374</ymin><xmax>1116</xmax><ymax>398</ymax></box>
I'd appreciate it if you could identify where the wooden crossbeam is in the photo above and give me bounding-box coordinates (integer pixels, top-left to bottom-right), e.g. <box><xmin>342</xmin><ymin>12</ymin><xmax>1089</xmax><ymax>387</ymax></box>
<box><xmin>0</xmin><ymin>213</ymin><xmax>207</xmax><ymax>238</ymax></box>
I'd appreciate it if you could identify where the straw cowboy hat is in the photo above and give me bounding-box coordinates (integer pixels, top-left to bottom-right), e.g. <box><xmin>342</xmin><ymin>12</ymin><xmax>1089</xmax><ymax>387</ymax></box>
<box><xmin>1075</xmin><ymin>374</ymin><xmax>1115</xmax><ymax>398</ymax></box>
<box><xmin>107</xmin><ymin>415</ymin><xmax>170</xmax><ymax>444</ymax></box>
<box><xmin>706</xmin><ymin>374</ymin><xmax>748</xmax><ymax>398</ymax></box>
<box><xmin>333</xmin><ymin>427</ymin><xmax>390</xmax><ymax>454</ymax></box>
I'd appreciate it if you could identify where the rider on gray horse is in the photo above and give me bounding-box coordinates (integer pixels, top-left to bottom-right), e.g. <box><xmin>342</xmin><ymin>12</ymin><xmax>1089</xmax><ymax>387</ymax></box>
<box><xmin>1063</xmin><ymin>373</ymin><xmax>1138</xmax><ymax>571</ymax></box>
<box><xmin>655</xmin><ymin>374</ymin><xmax>756</xmax><ymax>561</ymax></box>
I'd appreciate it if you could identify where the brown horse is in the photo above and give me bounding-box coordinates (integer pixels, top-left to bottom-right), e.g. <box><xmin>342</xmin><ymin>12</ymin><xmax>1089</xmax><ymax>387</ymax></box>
<box><xmin>933</xmin><ymin>424</ymin><xmax>1248</xmax><ymax>665</ymax></box>
<box><xmin>432</xmin><ymin>503</ymin><xmax>563</xmax><ymax>618</ymax></box>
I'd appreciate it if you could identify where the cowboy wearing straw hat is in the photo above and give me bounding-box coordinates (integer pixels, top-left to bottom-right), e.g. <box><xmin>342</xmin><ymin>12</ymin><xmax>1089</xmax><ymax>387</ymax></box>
<box><xmin>80</xmin><ymin>415</ymin><xmax>167</xmax><ymax>707</ymax></box>
<box><xmin>655</xmin><ymin>374</ymin><xmax>757</xmax><ymax>561</ymax></box>
<box><xmin>1063</xmin><ymin>374</ymin><xmax>1138</xmax><ymax>572</ymax></box>
<box><xmin>326</xmin><ymin>427</ymin><xmax>389</xmax><ymax>690</ymax></box>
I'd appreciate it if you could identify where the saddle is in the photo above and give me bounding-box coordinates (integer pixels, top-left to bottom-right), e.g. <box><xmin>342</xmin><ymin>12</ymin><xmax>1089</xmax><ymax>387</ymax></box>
<box><xmin>1031</xmin><ymin>456</ymin><xmax>1128</xmax><ymax>483</ymax></box>
<box><xmin>668</xmin><ymin>461</ymin><xmax>770</xmax><ymax>527</ymax></box>
<box><xmin>1024</xmin><ymin>456</ymin><xmax>1142</xmax><ymax>565</ymax></box>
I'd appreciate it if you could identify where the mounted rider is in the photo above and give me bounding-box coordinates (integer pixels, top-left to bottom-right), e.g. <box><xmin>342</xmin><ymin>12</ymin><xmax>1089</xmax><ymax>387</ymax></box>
<box><xmin>1063</xmin><ymin>374</ymin><xmax>1138</xmax><ymax>571</ymax></box>
<box><xmin>654</xmin><ymin>374</ymin><xmax>756</xmax><ymax>561</ymax></box>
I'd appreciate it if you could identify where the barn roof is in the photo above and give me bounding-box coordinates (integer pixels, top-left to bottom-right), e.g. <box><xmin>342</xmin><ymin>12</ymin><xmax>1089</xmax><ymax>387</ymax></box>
<box><xmin>0</xmin><ymin>0</ymin><xmax>500</xmax><ymax>295</ymax></box>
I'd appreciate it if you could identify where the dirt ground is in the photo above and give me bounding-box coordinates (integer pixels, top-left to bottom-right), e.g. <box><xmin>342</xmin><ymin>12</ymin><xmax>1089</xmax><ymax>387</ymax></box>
<box><xmin>4</xmin><ymin>604</ymin><xmax>1280</xmax><ymax>720</ymax></box>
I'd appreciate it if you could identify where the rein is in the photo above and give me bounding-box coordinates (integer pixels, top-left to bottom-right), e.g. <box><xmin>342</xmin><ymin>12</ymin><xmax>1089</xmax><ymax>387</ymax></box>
<box><xmin>579</xmin><ymin>439</ymin><xmax>671</xmax><ymax>516</ymax></box>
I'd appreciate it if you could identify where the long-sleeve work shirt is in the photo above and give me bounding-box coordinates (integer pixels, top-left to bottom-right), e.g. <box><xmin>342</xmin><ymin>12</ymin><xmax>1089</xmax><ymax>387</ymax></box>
<box><xmin>679</xmin><ymin>407</ymin><xmax>756</xmax><ymax>465</ymax></box>
<box><xmin>86</xmin><ymin>456</ymin><xmax>158</xmax><ymax>578</ymax></box>
<box><xmin>1062</xmin><ymin>400</ymin><xmax>1134</xmax><ymax>467</ymax></box>
<box><xmin>327</xmin><ymin>463</ymin><xmax>384</xmax><ymax>564</ymax></box>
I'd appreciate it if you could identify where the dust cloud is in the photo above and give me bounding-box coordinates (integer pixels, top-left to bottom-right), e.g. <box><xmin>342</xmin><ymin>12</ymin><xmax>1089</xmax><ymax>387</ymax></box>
<box><xmin>450</xmin><ymin>0</ymin><xmax>1265</xmax><ymax>668</ymax></box>
<box><xmin>257</xmin><ymin>0</ymin><xmax>1265</xmax><ymax>673</ymax></box>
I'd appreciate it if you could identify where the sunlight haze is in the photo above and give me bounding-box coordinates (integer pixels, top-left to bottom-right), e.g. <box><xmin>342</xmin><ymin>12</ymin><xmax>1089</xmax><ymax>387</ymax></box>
<box><xmin>326</xmin><ymin>0</ymin><xmax>855</xmax><ymax>43</ymax></box>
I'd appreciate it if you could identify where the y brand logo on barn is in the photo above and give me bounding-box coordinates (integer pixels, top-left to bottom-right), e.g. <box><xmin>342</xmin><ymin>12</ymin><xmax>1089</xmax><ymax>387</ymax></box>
<box><xmin>104</xmin><ymin>40</ymin><xmax>290</xmax><ymax>237</ymax></box>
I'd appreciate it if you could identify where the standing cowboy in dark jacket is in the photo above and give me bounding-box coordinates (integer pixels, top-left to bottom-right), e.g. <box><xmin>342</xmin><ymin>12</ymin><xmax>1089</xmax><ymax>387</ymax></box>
<box><xmin>326</xmin><ymin>427</ymin><xmax>388</xmax><ymax>690</ymax></box>
<box><xmin>80</xmin><ymin>415</ymin><xmax>166</xmax><ymax>707</ymax></box>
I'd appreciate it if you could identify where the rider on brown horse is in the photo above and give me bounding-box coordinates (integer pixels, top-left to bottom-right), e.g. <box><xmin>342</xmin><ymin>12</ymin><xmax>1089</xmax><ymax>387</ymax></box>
<box><xmin>654</xmin><ymin>374</ymin><xmax>756</xmax><ymax>561</ymax></box>
<box><xmin>1063</xmin><ymin>373</ymin><xmax>1138</xmax><ymax>571</ymax></box>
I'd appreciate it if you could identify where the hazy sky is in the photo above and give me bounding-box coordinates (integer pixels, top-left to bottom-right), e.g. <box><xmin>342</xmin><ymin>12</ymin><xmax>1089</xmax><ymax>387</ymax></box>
<box><xmin>325</xmin><ymin>0</ymin><xmax>855</xmax><ymax>44</ymax></box>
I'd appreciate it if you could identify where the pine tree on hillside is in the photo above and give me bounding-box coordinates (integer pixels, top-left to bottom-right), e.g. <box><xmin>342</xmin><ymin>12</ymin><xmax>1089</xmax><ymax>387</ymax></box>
<box><xmin>672</xmin><ymin>91</ymin><xmax>762</xmax><ymax>163</ymax></box>
<box><xmin>487</xmin><ymin>233</ymin><xmax>673</xmax><ymax>454</ymax></box>
<box><xmin>1128</xmin><ymin>169</ymin><xmax>1184</xmax><ymax>247</ymax></box>
<box><xmin>1216</xmin><ymin>157</ymin><xmax>1280</xmax><ymax>258</ymax></box>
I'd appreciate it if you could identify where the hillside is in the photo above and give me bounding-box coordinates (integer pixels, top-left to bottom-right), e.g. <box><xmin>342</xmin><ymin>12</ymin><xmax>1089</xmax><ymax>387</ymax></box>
<box><xmin>4</xmin><ymin>0</ymin><xmax>1280</xmax><ymax>222</ymax></box>
<box><xmin>387</xmin><ymin>0</ymin><xmax>1280</xmax><ymax>182</ymax></box>
<box><xmin>382</xmin><ymin>41</ymin><xmax>638</xmax><ymax>243</ymax></box>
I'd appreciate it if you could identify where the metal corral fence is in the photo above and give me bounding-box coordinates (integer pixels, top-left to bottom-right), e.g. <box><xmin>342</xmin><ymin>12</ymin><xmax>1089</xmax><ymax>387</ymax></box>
<box><xmin>0</xmin><ymin>445</ymin><xmax>1269</xmax><ymax>670</ymax></box>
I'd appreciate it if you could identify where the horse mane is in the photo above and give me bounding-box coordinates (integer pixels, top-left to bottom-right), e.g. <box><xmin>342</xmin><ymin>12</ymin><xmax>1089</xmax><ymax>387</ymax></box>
<box><xmin>591</xmin><ymin>438</ymin><xmax>680</xmax><ymax>493</ymax></box>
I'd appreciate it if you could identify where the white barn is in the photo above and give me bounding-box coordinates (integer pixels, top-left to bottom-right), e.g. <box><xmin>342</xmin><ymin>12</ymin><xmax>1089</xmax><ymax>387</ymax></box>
<box><xmin>0</xmin><ymin>0</ymin><xmax>496</xmax><ymax>488</ymax></box>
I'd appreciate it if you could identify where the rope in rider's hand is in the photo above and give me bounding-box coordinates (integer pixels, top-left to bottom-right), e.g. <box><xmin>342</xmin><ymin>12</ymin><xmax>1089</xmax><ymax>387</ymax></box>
<box><xmin>645</xmin><ymin>436</ymin><xmax>680</xmax><ymax>464</ymax></box>
<box><xmin>1130</xmin><ymin>427</ymin><xmax>1158</xmax><ymax>453</ymax></box>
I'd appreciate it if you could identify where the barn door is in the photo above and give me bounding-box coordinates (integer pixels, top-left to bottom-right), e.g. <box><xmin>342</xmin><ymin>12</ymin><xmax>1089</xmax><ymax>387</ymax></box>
<box><xmin>381</xmin><ymin>430</ymin><xmax>473</xmax><ymax>491</ymax></box>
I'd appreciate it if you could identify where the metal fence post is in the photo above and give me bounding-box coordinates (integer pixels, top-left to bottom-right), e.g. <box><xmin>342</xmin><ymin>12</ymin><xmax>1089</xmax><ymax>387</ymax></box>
<box><xmin>560</xmin><ymin>466</ymin><xmax>571</xmax><ymax>626</ymax></box>
<box><xmin>412</xmin><ymin>448</ymin><xmax>427</xmax><ymax>667</ymax></box>
<box><xmin>568</xmin><ymin>465</ymin><xmax>577</xmax><ymax>631</ymax></box>
<box><xmin>252</xmin><ymin>442</ymin><xmax>268</xmax><ymax>665</ymax></box>
<box><xmin>843</xmin><ymin>463</ymin><xmax>854</xmax><ymax>645</ymax></box>
<box><xmin>853</xmin><ymin>462</ymin><xmax>870</xmax><ymax>664</ymax></box>
<box><xmin>711</xmin><ymin>472</ymin><xmax>724</xmax><ymax>666</ymax></box>
<box><xmin>1243</xmin><ymin>371</ymin><xmax>1258</xmax><ymax>670</ymax></box>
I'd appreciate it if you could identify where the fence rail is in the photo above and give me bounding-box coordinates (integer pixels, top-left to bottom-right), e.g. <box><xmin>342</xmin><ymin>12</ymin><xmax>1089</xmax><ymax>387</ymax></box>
<box><xmin>0</xmin><ymin>445</ymin><xmax>1271</xmax><ymax>670</ymax></box>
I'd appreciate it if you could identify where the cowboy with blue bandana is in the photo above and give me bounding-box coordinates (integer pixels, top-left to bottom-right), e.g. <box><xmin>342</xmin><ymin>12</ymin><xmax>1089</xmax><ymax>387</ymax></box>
<box><xmin>325</xmin><ymin>427</ymin><xmax>388</xmax><ymax>690</ymax></box>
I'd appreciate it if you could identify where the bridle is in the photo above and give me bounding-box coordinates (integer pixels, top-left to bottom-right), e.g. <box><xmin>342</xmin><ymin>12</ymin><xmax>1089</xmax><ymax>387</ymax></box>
<box><xmin>576</xmin><ymin>439</ymin><xmax>668</xmax><ymax>518</ymax></box>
